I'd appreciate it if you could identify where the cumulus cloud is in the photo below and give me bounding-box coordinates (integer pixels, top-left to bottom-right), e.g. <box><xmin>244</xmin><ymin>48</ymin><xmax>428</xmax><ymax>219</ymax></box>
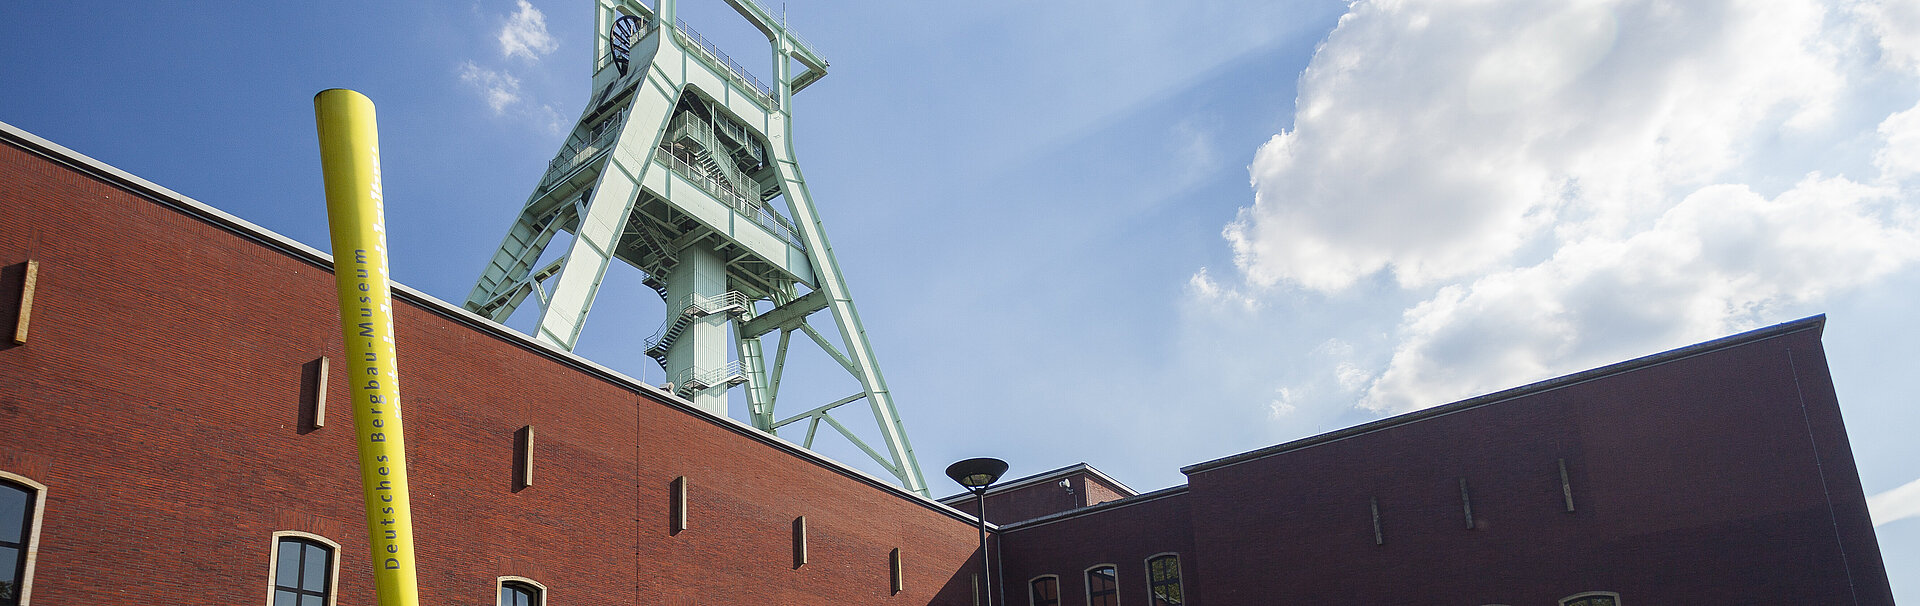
<box><xmin>1227</xmin><ymin>0</ymin><xmax>1846</xmax><ymax>292</ymax></box>
<box><xmin>1363</xmin><ymin>175</ymin><xmax>1918</xmax><ymax>411</ymax></box>
<box><xmin>1870</xmin><ymin>476</ymin><xmax>1920</xmax><ymax>527</ymax></box>
<box><xmin>1213</xmin><ymin>0</ymin><xmax>1920</xmax><ymax>416</ymax></box>
<box><xmin>459</xmin><ymin>61</ymin><xmax>522</xmax><ymax>114</ymax></box>
<box><xmin>498</xmin><ymin>0</ymin><xmax>558</xmax><ymax>61</ymax></box>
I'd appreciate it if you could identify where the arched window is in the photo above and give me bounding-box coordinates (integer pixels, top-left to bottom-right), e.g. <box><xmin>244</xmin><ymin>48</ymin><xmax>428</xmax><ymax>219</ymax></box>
<box><xmin>499</xmin><ymin>578</ymin><xmax>545</xmax><ymax>606</ymax></box>
<box><xmin>1561</xmin><ymin>592</ymin><xmax>1620</xmax><ymax>606</ymax></box>
<box><xmin>1145</xmin><ymin>554</ymin><xmax>1182</xmax><ymax>605</ymax></box>
<box><xmin>1030</xmin><ymin>575</ymin><xmax>1060</xmax><ymax>606</ymax></box>
<box><xmin>270</xmin><ymin>535</ymin><xmax>336</xmax><ymax>606</ymax></box>
<box><xmin>0</xmin><ymin>476</ymin><xmax>46</xmax><ymax>606</ymax></box>
<box><xmin>1085</xmin><ymin>565</ymin><xmax>1118</xmax><ymax>606</ymax></box>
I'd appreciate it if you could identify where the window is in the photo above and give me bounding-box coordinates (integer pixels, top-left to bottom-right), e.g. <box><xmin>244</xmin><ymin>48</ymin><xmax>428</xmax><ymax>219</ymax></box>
<box><xmin>1030</xmin><ymin>575</ymin><xmax>1060</xmax><ymax>606</ymax></box>
<box><xmin>0</xmin><ymin>476</ymin><xmax>45</xmax><ymax>606</ymax></box>
<box><xmin>1086</xmin><ymin>565</ymin><xmax>1118</xmax><ymax>606</ymax></box>
<box><xmin>499</xmin><ymin>579</ymin><xmax>544</xmax><ymax>606</ymax></box>
<box><xmin>270</xmin><ymin>535</ymin><xmax>336</xmax><ymax>606</ymax></box>
<box><xmin>1145</xmin><ymin>554</ymin><xmax>1182</xmax><ymax>606</ymax></box>
<box><xmin>1561</xmin><ymin>592</ymin><xmax>1619</xmax><ymax>606</ymax></box>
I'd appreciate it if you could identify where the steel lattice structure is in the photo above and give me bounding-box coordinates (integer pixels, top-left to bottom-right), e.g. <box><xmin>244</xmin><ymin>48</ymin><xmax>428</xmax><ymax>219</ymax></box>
<box><xmin>465</xmin><ymin>0</ymin><xmax>928</xmax><ymax>496</ymax></box>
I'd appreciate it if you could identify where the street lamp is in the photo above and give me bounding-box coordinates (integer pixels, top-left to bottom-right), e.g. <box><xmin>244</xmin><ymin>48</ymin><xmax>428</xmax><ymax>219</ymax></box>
<box><xmin>946</xmin><ymin>457</ymin><xmax>1009</xmax><ymax>606</ymax></box>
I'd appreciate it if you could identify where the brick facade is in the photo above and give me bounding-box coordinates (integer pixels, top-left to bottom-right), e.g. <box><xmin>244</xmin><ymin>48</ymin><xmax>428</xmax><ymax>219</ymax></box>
<box><xmin>0</xmin><ymin>127</ymin><xmax>983</xmax><ymax>605</ymax></box>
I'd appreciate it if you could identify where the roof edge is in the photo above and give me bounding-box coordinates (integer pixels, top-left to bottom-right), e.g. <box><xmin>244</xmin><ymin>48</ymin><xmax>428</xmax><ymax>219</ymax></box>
<box><xmin>1181</xmin><ymin>315</ymin><xmax>1827</xmax><ymax>476</ymax></box>
<box><xmin>936</xmin><ymin>462</ymin><xmax>1138</xmax><ymax>504</ymax></box>
<box><xmin>997</xmin><ymin>484</ymin><xmax>1190</xmax><ymax>533</ymax></box>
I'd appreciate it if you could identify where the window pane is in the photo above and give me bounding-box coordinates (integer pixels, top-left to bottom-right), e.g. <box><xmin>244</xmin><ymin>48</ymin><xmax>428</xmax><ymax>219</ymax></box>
<box><xmin>273</xmin><ymin>590</ymin><xmax>297</xmax><ymax>606</ymax></box>
<box><xmin>301</xmin><ymin>594</ymin><xmax>323</xmax><ymax>606</ymax></box>
<box><xmin>0</xmin><ymin>485</ymin><xmax>26</xmax><ymax>544</ymax></box>
<box><xmin>302</xmin><ymin>544</ymin><xmax>328</xmax><ymax>591</ymax></box>
<box><xmin>0</xmin><ymin>546</ymin><xmax>16</xmax><ymax>590</ymax></box>
<box><xmin>275</xmin><ymin>541</ymin><xmax>302</xmax><ymax>588</ymax></box>
<box><xmin>500</xmin><ymin>586</ymin><xmax>513</xmax><ymax>605</ymax></box>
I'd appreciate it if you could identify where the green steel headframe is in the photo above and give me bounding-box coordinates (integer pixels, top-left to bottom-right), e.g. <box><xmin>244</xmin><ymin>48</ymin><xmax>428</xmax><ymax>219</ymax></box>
<box><xmin>464</xmin><ymin>0</ymin><xmax>929</xmax><ymax>496</ymax></box>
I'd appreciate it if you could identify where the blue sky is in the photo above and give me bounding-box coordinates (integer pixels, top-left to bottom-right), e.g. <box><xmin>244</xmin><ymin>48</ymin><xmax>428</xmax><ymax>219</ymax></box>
<box><xmin>3</xmin><ymin>0</ymin><xmax>1916</xmax><ymax>596</ymax></box>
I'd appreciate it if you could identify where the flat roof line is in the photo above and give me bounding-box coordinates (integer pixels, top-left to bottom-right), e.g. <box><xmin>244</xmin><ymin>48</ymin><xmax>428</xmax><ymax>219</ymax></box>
<box><xmin>935</xmin><ymin>462</ymin><xmax>1138</xmax><ymax>504</ymax></box>
<box><xmin>1180</xmin><ymin>315</ymin><xmax>1827</xmax><ymax>476</ymax></box>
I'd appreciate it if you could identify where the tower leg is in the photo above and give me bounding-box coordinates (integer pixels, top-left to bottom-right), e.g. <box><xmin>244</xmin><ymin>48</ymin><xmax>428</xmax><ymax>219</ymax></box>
<box><xmin>663</xmin><ymin>244</ymin><xmax>730</xmax><ymax>415</ymax></box>
<box><xmin>768</xmin><ymin>137</ymin><xmax>929</xmax><ymax>496</ymax></box>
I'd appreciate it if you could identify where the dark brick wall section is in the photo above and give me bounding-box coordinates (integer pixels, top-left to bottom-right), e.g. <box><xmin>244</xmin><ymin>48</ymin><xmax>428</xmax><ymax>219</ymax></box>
<box><xmin>999</xmin><ymin>491</ymin><xmax>1196</xmax><ymax>606</ymax></box>
<box><xmin>0</xmin><ymin>137</ymin><xmax>983</xmax><ymax>604</ymax></box>
<box><xmin>1177</xmin><ymin>326</ymin><xmax>1893</xmax><ymax>605</ymax></box>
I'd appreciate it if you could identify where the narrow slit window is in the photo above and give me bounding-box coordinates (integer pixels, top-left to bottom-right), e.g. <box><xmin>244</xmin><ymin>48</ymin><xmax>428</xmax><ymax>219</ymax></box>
<box><xmin>1459</xmin><ymin>478</ymin><xmax>1475</xmax><ymax>529</ymax></box>
<box><xmin>516</xmin><ymin>425</ymin><xmax>534</xmax><ymax>489</ymax></box>
<box><xmin>890</xmin><ymin>547</ymin><xmax>904</xmax><ymax>595</ymax></box>
<box><xmin>1559</xmin><ymin>458</ymin><xmax>1576</xmax><ymax>512</ymax></box>
<box><xmin>791</xmin><ymin>516</ymin><xmax>808</xmax><ymax>568</ymax></box>
<box><xmin>671</xmin><ymin>476</ymin><xmax>688</xmax><ymax>532</ymax></box>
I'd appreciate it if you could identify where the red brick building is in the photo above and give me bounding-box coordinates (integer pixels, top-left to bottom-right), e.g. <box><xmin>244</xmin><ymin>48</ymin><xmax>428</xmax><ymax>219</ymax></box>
<box><xmin>0</xmin><ymin>120</ymin><xmax>1896</xmax><ymax>605</ymax></box>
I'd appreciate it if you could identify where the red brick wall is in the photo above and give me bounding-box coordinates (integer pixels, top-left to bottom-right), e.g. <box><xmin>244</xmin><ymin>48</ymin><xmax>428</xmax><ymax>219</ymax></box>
<box><xmin>0</xmin><ymin>136</ymin><xmax>983</xmax><ymax>604</ymax></box>
<box><xmin>1078</xmin><ymin>475</ymin><xmax>1125</xmax><ymax>508</ymax></box>
<box><xmin>947</xmin><ymin>470</ymin><xmax>1132</xmax><ymax>527</ymax></box>
<box><xmin>951</xmin><ymin>478</ymin><xmax>1080</xmax><ymax>526</ymax></box>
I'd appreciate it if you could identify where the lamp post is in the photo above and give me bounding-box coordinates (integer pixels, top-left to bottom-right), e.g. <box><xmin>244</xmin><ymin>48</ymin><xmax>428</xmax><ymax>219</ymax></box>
<box><xmin>946</xmin><ymin>457</ymin><xmax>1009</xmax><ymax>606</ymax></box>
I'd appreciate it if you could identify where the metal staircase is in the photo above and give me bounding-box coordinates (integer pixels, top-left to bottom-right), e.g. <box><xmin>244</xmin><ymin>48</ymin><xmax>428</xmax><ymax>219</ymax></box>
<box><xmin>645</xmin><ymin>291</ymin><xmax>751</xmax><ymax>367</ymax></box>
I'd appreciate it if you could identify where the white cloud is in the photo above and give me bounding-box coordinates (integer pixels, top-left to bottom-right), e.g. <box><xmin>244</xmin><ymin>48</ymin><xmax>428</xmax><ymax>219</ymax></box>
<box><xmin>1870</xmin><ymin>476</ymin><xmax>1920</xmax><ymax>526</ymax></box>
<box><xmin>498</xmin><ymin>0</ymin><xmax>558</xmax><ymax>62</ymax></box>
<box><xmin>1362</xmin><ymin>175</ymin><xmax>1918</xmax><ymax>412</ymax></box>
<box><xmin>1212</xmin><ymin>0</ymin><xmax>1920</xmax><ymax>418</ymax></box>
<box><xmin>1188</xmin><ymin>266</ymin><xmax>1259</xmax><ymax>311</ymax></box>
<box><xmin>1226</xmin><ymin>0</ymin><xmax>1847</xmax><ymax>292</ymax></box>
<box><xmin>459</xmin><ymin>61</ymin><xmax>522</xmax><ymax>114</ymax></box>
<box><xmin>1268</xmin><ymin>387</ymin><xmax>1298</xmax><ymax>419</ymax></box>
<box><xmin>1857</xmin><ymin>0</ymin><xmax>1920</xmax><ymax>72</ymax></box>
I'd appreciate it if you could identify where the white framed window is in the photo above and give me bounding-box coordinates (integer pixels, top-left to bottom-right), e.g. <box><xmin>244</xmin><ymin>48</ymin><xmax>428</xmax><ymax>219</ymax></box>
<box><xmin>1029</xmin><ymin>574</ymin><xmax>1060</xmax><ymax>606</ymax></box>
<box><xmin>1143</xmin><ymin>553</ymin><xmax>1182</xmax><ymax>606</ymax></box>
<box><xmin>498</xmin><ymin>576</ymin><xmax>546</xmax><ymax>606</ymax></box>
<box><xmin>265</xmin><ymin>531</ymin><xmax>340</xmax><ymax>606</ymax></box>
<box><xmin>1561</xmin><ymin>591</ymin><xmax>1621</xmax><ymax>606</ymax></box>
<box><xmin>1085</xmin><ymin>564</ymin><xmax>1119</xmax><ymax>606</ymax></box>
<box><xmin>0</xmin><ymin>471</ymin><xmax>46</xmax><ymax>606</ymax></box>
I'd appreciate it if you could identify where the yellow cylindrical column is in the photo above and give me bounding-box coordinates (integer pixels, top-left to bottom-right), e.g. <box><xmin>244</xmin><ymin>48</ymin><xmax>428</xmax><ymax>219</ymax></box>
<box><xmin>313</xmin><ymin>88</ymin><xmax>422</xmax><ymax>606</ymax></box>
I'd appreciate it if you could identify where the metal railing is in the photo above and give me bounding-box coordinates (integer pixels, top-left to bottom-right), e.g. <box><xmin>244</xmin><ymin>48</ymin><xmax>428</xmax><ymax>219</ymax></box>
<box><xmin>653</xmin><ymin>146</ymin><xmax>799</xmax><ymax>245</ymax></box>
<box><xmin>539</xmin><ymin>112</ymin><xmax>627</xmax><ymax>191</ymax></box>
<box><xmin>673</xmin><ymin>19</ymin><xmax>779</xmax><ymax>109</ymax></box>
<box><xmin>645</xmin><ymin>291</ymin><xmax>752</xmax><ymax>352</ymax></box>
<box><xmin>784</xmin><ymin>28</ymin><xmax>825</xmax><ymax>63</ymax></box>
<box><xmin>677</xmin><ymin>291</ymin><xmax>752</xmax><ymax>317</ymax></box>
<box><xmin>676</xmin><ymin>360</ymin><xmax>746</xmax><ymax>391</ymax></box>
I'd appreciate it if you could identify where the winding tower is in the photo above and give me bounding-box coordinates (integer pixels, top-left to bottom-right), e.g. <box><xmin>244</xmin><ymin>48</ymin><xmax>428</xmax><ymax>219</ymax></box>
<box><xmin>465</xmin><ymin>0</ymin><xmax>928</xmax><ymax>495</ymax></box>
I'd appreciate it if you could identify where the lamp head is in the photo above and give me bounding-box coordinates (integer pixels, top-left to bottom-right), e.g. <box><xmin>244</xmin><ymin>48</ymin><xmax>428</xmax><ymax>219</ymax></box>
<box><xmin>945</xmin><ymin>457</ymin><xmax>1009</xmax><ymax>492</ymax></box>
